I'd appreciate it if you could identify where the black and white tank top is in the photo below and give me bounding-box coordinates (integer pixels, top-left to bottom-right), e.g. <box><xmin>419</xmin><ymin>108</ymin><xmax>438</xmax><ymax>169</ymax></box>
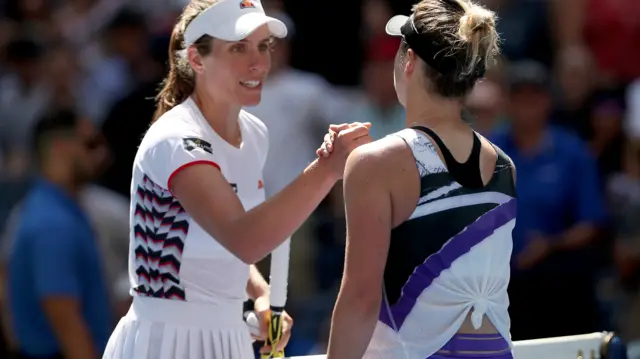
<box><xmin>364</xmin><ymin>127</ymin><xmax>517</xmax><ymax>359</ymax></box>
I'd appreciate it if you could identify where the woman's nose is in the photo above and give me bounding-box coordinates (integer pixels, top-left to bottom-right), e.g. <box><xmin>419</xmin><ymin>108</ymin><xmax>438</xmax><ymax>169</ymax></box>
<box><xmin>249</xmin><ymin>51</ymin><xmax>270</xmax><ymax>73</ymax></box>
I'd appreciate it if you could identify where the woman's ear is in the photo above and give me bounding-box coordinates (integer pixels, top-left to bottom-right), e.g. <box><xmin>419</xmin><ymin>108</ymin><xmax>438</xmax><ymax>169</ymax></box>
<box><xmin>405</xmin><ymin>48</ymin><xmax>416</xmax><ymax>77</ymax></box>
<box><xmin>188</xmin><ymin>46</ymin><xmax>205</xmax><ymax>75</ymax></box>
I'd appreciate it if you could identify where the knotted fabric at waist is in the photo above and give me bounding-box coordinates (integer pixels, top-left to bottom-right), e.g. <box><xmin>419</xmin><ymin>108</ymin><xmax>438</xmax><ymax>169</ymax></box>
<box><xmin>471</xmin><ymin>298</ymin><xmax>489</xmax><ymax>329</ymax></box>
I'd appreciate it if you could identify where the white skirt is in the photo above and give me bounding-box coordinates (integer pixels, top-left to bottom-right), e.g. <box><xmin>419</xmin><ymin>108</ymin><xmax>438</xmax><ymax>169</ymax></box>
<box><xmin>102</xmin><ymin>297</ymin><xmax>254</xmax><ymax>359</ymax></box>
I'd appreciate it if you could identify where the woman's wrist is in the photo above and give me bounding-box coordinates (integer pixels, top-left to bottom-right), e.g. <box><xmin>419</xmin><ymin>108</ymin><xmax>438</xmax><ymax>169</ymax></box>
<box><xmin>306</xmin><ymin>158</ymin><xmax>340</xmax><ymax>186</ymax></box>
<box><xmin>254</xmin><ymin>294</ymin><xmax>270</xmax><ymax>312</ymax></box>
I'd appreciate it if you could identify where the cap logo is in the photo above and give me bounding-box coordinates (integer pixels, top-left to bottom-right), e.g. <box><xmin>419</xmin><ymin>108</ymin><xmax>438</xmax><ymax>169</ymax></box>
<box><xmin>240</xmin><ymin>0</ymin><xmax>255</xmax><ymax>8</ymax></box>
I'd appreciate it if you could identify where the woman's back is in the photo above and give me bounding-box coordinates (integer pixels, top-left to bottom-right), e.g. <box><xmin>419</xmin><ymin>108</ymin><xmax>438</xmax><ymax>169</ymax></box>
<box><xmin>364</xmin><ymin>127</ymin><xmax>516</xmax><ymax>358</ymax></box>
<box><xmin>325</xmin><ymin>1</ymin><xmax>517</xmax><ymax>357</ymax></box>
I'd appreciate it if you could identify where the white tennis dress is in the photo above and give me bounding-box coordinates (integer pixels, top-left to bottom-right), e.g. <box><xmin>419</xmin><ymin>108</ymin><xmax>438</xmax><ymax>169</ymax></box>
<box><xmin>102</xmin><ymin>97</ymin><xmax>268</xmax><ymax>359</ymax></box>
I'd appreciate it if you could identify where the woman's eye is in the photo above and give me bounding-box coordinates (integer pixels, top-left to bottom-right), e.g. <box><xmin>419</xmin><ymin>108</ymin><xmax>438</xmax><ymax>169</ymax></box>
<box><xmin>258</xmin><ymin>43</ymin><xmax>272</xmax><ymax>52</ymax></box>
<box><xmin>231</xmin><ymin>44</ymin><xmax>246</xmax><ymax>53</ymax></box>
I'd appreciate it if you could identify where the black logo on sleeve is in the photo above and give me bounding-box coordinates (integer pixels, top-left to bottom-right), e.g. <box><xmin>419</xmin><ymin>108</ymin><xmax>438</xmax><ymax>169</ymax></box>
<box><xmin>183</xmin><ymin>137</ymin><xmax>213</xmax><ymax>154</ymax></box>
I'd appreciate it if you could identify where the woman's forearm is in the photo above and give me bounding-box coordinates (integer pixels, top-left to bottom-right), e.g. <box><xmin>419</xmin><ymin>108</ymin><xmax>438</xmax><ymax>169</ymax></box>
<box><xmin>246</xmin><ymin>265</ymin><xmax>269</xmax><ymax>300</ymax></box>
<box><xmin>327</xmin><ymin>295</ymin><xmax>379</xmax><ymax>359</ymax></box>
<box><xmin>227</xmin><ymin>159</ymin><xmax>337</xmax><ymax>264</ymax></box>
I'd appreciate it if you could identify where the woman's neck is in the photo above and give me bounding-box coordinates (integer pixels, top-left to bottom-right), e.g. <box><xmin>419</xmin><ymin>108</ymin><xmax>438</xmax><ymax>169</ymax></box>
<box><xmin>404</xmin><ymin>88</ymin><xmax>464</xmax><ymax>130</ymax></box>
<box><xmin>193</xmin><ymin>89</ymin><xmax>242</xmax><ymax>147</ymax></box>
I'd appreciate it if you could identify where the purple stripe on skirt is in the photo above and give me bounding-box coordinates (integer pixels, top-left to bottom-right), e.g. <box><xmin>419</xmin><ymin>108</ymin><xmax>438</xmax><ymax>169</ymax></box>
<box><xmin>380</xmin><ymin>199</ymin><xmax>517</xmax><ymax>330</ymax></box>
<box><xmin>428</xmin><ymin>333</ymin><xmax>513</xmax><ymax>359</ymax></box>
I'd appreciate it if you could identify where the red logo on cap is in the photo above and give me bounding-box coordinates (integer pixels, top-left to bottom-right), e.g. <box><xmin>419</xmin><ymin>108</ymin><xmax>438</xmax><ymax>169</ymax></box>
<box><xmin>240</xmin><ymin>0</ymin><xmax>255</xmax><ymax>8</ymax></box>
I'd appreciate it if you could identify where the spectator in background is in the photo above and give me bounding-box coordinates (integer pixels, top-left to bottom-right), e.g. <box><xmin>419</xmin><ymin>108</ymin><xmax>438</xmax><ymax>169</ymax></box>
<box><xmin>361</xmin><ymin>0</ymin><xmax>391</xmax><ymax>39</ymax></box>
<box><xmin>609</xmin><ymin>139</ymin><xmax>640</xmax><ymax>345</ymax></box>
<box><xmin>54</xmin><ymin>0</ymin><xmax>126</xmax><ymax>68</ymax></box>
<box><xmin>479</xmin><ymin>0</ymin><xmax>553</xmax><ymax>66</ymax></box>
<box><xmin>6</xmin><ymin>108</ymin><xmax>112</xmax><ymax>359</ymax></box>
<box><xmin>46</xmin><ymin>43</ymin><xmax>84</xmax><ymax>112</ymax></box>
<box><xmin>550</xmin><ymin>46</ymin><xmax>597</xmax><ymax>137</ymax></box>
<box><xmin>491</xmin><ymin>60</ymin><xmax>607</xmax><ymax>340</ymax></box>
<box><xmin>0</xmin><ymin>0</ymin><xmax>57</xmax><ymax>43</ymax></box>
<box><xmin>344</xmin><ymin>36</ymin><xmax>404</xmax><ymax>141</ymax></box>
<box><xmin>587</xmin><ymin>90</ymin><xmax>627</xmax><ymax>181</ymax></box>
<box><xmin>0</xmin><ymin>37</ymin><xmax>48</xmax><ymax>166</ymax></box>
<box><xmin>351</xmin><ymin>0</ymin><xmax>404</xmax><ymax>141</ymax></box>
<box><xmin>465</xmin><ymin>79</ymin><xmax>505</xmax><ymax>135</ymax></box>
<box><xmin>80</xmin><ymin>8</ymin><xmax>152</xmax><ymax>125</ymax></box>
<box><xmin>0</xmin><ymin>184</ymin><xmax>131</xmax><ymax>335</ymax></box>
<box><xmin>0</xmin><ymin>117</ymin><xmax>130</xmax><ymax>356</ymax></box>
<box><xmin>99</xmin><ymin>34</ymin><xmax>170</xmax><ymax>197</ymax></box>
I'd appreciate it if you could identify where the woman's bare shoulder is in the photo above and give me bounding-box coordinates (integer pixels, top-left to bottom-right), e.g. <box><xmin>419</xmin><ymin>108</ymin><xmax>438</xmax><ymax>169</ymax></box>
<box><xmin>345</xmin><ymin>135</ymin><xmax>415</xmax><ymax>181</ymax></box>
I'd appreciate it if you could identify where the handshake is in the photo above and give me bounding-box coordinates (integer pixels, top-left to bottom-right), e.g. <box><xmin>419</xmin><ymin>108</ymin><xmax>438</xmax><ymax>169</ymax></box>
<box><xmin>314</xmin><ymin>122</ymin><xmax>373</xmax><ymax>180</ymax></box>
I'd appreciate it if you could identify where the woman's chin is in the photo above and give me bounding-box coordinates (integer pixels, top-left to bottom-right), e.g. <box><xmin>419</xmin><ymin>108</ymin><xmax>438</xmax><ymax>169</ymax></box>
<box><xmin>239</xmin><ymin>93</ymin><xmax>263</xmax><ymax>107</ymax></box>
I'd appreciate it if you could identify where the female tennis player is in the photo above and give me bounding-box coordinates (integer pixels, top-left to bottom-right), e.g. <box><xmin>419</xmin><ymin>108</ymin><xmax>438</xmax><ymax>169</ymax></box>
<box><xmin>323</xmin><ymin>0</ymin><xmax>517</xmax><ymax>358</ymax></box>
<box><xmin>101</xmin><ymin>0</ymin><xmax>371</xmax><ymax>358</ymax></box>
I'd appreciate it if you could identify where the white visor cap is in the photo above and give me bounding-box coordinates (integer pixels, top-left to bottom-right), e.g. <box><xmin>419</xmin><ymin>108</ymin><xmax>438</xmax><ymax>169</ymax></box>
<box><xmin>385</xmin><ymin>15</ymin><xmax>409</xmax><ymax>37</ymax></box>
<box><xmin>184</xmin><ymin>0</ymin><xmax>288</xmax><ymax>46</ymax></box>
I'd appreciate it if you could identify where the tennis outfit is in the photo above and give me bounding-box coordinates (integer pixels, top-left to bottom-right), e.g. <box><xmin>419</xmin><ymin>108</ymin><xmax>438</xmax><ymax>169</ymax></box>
<box><xmin>102</xmin><ymin>97</ymin><xmax>268</xmax><ymax>359</ymax></box>
<box><xmin>364</xmin><ymin>127</ymin><xmax>517</xmax><ymax>359</ymax></box>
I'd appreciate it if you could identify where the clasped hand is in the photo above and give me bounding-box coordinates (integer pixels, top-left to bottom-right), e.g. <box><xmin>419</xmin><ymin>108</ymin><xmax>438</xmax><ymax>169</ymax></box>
<box><xmin>315</xmin><ymin>122</ymin><xmax>372</xmax><ymax>176</ymax></box>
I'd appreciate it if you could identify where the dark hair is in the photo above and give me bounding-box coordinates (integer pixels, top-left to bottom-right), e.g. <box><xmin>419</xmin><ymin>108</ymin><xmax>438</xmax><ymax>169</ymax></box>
<box><xmin>32</xmin><ymin>108</ymin><xmax>80</xmax><ymax>162</ymax></box>
<box><xmin>153</xmin><ymin>0</ymin><xmax>219</xmax><ymax>122</ymax></box>
<box><xmin>400</xmin><ymin>0</ymin><xmax>500</xmax><ymax>98</ymax></box>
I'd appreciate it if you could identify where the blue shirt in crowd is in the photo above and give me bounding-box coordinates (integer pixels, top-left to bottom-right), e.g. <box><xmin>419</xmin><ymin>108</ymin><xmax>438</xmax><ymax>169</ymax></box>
<box><xmin>8</xmin><ymin>179</ymin><xmax>112</xmax><ymax>356</ymax></box>
<box><xmin>490</xmin><ymin>126</ymin><xmax>607</xmax><ymax>274</ymax></box>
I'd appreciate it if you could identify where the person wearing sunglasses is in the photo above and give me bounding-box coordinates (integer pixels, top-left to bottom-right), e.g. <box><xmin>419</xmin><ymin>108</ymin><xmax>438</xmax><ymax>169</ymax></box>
<box><xmin>6</xmin><ymin>108</ymin><xmax>113</xmax><ymax>359</ymax></box>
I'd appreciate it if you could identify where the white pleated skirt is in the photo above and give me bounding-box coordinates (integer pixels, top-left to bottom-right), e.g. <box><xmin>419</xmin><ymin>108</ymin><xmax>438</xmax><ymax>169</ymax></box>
<box><xmin>102</xmin><ymin>297</ymin><xmax>254</xmax><ymax>359</ymax></box>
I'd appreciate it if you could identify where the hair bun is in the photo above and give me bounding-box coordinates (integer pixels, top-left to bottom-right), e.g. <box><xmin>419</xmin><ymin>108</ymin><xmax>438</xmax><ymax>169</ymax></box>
<box><xmin>455</xmin><ymin>1</ymin><xmax>499</xmax><ymax>74</ymax></box>
<box><xmin>457</xmin><ymin>5</ymin><xmax>495</xmax><ymax>43</ymax></box>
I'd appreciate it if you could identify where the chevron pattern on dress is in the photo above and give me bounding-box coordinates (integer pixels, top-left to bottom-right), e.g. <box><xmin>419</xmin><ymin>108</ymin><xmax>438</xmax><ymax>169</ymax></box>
<box><xmin>132</xmin><ymin>174</ymin><xmax>188</xmax><ymax>300</ymax></box>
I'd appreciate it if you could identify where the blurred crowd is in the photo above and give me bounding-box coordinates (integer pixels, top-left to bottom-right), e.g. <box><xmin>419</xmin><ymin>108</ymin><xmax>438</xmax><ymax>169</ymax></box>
<box><xmin>0</xmin><ymin>0</ymin><xmax>639</xmax><ymax>358</ymax></box>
